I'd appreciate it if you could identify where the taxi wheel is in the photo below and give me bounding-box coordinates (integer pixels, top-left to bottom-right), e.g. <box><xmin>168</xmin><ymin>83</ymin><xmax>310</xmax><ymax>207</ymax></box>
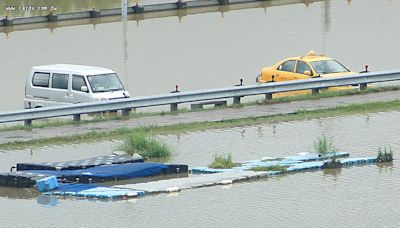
<box><xmin>256</xmin><ymin>74</ymin><xmax>261</xmax><ymax>83</ymax></box>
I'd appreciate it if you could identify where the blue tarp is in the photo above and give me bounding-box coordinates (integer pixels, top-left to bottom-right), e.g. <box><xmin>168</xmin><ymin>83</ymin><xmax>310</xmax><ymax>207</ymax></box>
<box><xmin>27</xmin><ymin>163</ymin><xmax>170</xmax><ymax>182</ymax></box>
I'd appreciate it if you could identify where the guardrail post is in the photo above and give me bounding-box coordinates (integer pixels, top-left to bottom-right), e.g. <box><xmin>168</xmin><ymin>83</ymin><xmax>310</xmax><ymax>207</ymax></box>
<box><xmin>170</xmin><ymin>103</ymin><xmax>178</xmax><ymax>112</ymax></box>
<box><xmin>73</xmin><ymin>114</ymin><xmax>81</xmax><ymax>122</ymax></box>
<box><xmin>233</xmin><ymin>96</ymin><xmax>241</xmax><ymax>104</ymax></box>
<box><xmin>47</xmin><ymin>12</ymin><xmax>58</xmax><ymax>22</ymax></box>
<box><xmin>360</xmin><ymin>83</ymin><xmax>367</xmax><ymax>91</ymax></box>
<box><xmin>24</xmin><ymin>120</ymin><xmax>32</xmax><ymax>127</ymax></box>
<box><xmin>170</xmin><ymin>85</ymin><xmax>180</xmax><ymax>112</ymax></box>
<box><xmin>176</xmin><ymin>0</ymin><xmax>187</xmax><ymax>9</ymax></box>
<box><xmin>122</xmin><ymin>108</ymin><xmax>131</xmax><ymax>117</ymax></box>
<box><xmin>312</xmin><ymin>88</ymin><xmax>320</xmax><ymax>95</ymax></box>
<box><xmin>2</xmin><ymin>16</ymin><xmax>12</xmax><ymax>26</ymax></box>
<box><xmin>233</xmin><ymin>79</ymin><xmax>243</xmax><ymax>104</ymax></box>
<box><xmin>265</xmin><ymin>93</ymin><xmax>273</xmax><ymax>100</ymax></box>
<box><xmin>133</xmin><ymin>0</ymin><xmax>144</xmax><ymax>14</ymax></box>
<box><xmin>90</xmin><ymin>6</ymin><xmax>101</xmax><ymax>18</ymax></box>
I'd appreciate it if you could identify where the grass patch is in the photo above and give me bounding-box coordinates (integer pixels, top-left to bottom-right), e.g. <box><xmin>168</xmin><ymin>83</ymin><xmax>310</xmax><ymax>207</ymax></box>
<box><xmin>267</xmin><ymin>85</ymin><xmax>400</xmax><ymax>103</ymax></box>
<box><xmin>208</xmin><ymin>153</ymin><xmax>237</xmax><ymax>169</ymax></box>
<box><xmin>313</xmin><ymin>135</ymin><xmax>336</xmax><ymax>156</ymax></box>
<box><xmin>3</xmin><ymin>99</ymin><xmax>400</xmax><ymax>150</ymax></box>
<box><xmin>118</xmin><ymin>131</ymin><xmax>171</xmax><ymax>158</ymax></box>
<box><xmin>250</xmin><ymin>165</ymin><xmax>288</xmax><ymax>172</ymax></box>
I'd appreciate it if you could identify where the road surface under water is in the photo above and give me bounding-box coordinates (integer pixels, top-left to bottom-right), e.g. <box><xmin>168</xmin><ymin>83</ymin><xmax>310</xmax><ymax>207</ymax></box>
<box><xmin>0</xmin><ymin>0</ymin><xmax>399</xmax><ymax>111</ymax></box>
<box><xmin>0</xmin><ymin>110</ymin><xmax>399</xmax><ymax>227</ymax></box>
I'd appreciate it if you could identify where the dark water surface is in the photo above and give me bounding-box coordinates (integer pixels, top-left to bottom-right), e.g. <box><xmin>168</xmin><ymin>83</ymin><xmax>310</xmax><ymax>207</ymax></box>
<box><xmin>0</xmin><ymin>111</ymin><xmax>400</xmax><ymax>227</ymax></box>
<box><xmin>0</xmin><ymin>0</ymin><xmax>399</xmax><ymax>111</ymax></box>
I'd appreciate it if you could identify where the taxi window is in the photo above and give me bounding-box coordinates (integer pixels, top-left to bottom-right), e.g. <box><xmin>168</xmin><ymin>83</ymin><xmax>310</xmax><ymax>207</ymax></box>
<box><xmin>296</xmin><ymin>61</ymin><xmax>312</xmax><ymax>75</ymax></box>
<box><xmin>278</xmin><ymin>60</ymin><xmax>296</xmax><ymax>72</ymax></box>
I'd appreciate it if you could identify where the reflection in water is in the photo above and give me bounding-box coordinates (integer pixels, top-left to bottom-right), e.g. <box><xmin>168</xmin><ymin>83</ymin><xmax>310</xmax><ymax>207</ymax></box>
<box><xmin>0</xmin><ymin>187</ymin><xmax>38</xmax><ymax>199</ymax></box>
<box><xmin>322</xmin><ymin>0</ymin><xmax>331</xmax><ymax>33</ymax></box>
<box><xmin>37</xmin><ymin>195</ymin><xmax>58</xmax><ymax>207</ymax></box>
<box><xmin>256</xmin><ymin>126</ymin><xmax>263</xmax><ymax>138</ymax></box>
<box><xmin>377</xmin><ymin>162</ymin><xmax>394</xmax><ymax>174</ymax></box>
<box><xmin>0</xmin><ymin>0</ymin><xmax>326</xmax><ymax>35</ymax></box>
<box><xmin>177</xmin><ymin>9</ymin><xmax>187</xmax><ymax>23</ymax></box>
<box><xmin>0</xmin><ymin>0</ymin><xmax>135</xmax><ymax>17</ymax></box>
<box><xmin>321</xmin><ymin>0</ymin><xmax>330</xmax><ymax>53</ymax></box>
<box><xmin>122</xmin><ymin>7</ymin><xmax>129</xmax><ymax>91</ymax></box>
<box><xmin>323</xmin><ymin>167</ymin><xmax>342</xmax><ymax>181</ymax></box>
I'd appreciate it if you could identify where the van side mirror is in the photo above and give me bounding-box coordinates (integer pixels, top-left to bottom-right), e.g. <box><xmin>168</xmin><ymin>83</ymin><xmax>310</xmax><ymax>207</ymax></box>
<box><xmin>80</xmin><ymin>86</ymin><xmax>88</xmax><ymax>92</ymax></box>
<box><xmin>304</xmin><ymin>71</ymin><xmax>311</xmax><ymax>76</ymax></box>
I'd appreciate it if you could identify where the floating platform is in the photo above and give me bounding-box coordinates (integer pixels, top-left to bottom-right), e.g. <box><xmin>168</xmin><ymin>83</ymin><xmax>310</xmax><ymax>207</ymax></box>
<box><xmin>192</xmin><ymin>152</ymin><xmax>350</xmax><ymax>173</ymax></box>
<box><xmin>41</xmin><ymin>153</ymin><xmax>379</xmax><ymax>199</ymax></box>
<box><xmin>26</xmin><ymin>163</ymin><xmax>188</xmax><ymax>183</ymax></box>
<box><xmin>115</xmin><ymin>170</ymin><xmax>268</xmax><ymax>194</ymax></box>
<box><xmin>192</xmin><ymin>153</ymin><xmax>375</xmax><ymax>174</ymax></box>
<box><xmin>44</xmin><ymin>183</ymin><xmax>145</xmax><ymax>199</ymax></box>
<box><xmin>16</xmin><ymin>154</ymin><xmax>144</xmax><ymax>171</ymax></box>
<box><xmin>1</xmin><ymin>153</ymin><xmax>188</xmax><ymax>188</ymax></box>
<box><xmin>0</xmin><ymin>171</ymin><xmax>52</xmax><ymax>188</ymax></box>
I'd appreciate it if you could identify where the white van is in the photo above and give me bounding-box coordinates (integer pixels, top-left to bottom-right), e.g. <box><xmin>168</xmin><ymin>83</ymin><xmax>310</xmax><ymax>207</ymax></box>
<box><xmin>24</xmin><ymin>64</ymin><xmax>130</xmax><ymax>109</ymax></box>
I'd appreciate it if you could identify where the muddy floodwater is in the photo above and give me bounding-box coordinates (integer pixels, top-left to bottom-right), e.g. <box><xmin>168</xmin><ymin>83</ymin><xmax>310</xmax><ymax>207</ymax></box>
<box><xmin>1</xmin><ymin>110</ymin><xmax>400</xmax><ymax>227</ymax></box>
<box><xmin>0</xmin><ymin>0</ymin><xmax>399</xmax><ymax>111</ymax></box>
<box><xmin>1</xmin><ymin>0</ymin><xmax>400</xmax><ymax>226</ymax></box>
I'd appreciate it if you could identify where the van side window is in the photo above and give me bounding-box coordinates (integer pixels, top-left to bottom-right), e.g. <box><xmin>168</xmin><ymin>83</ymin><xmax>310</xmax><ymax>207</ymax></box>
<box><xmin>72</xmin><ymin>75</ymin><xmax>87</xmax><ymax>92</ymax></box>
<box><xmin>32</xmin><ymin>72</ymin><xmax>50</xmax><ymax>87</ymax></box>
<box><xmin>52</xmin><ymin>73</ymin><xmax>69</xmax><ymax>90</ymax></box>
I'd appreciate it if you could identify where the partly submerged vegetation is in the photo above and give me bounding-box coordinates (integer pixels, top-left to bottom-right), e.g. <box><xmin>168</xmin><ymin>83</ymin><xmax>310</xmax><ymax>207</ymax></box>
<box><xmin>377</xmin><ymin>146</ymin><xmax>393</xmax><ymax>163</ymax></box>
<box><xmin>313</xmin><ymin>135</ymin><xmax>342</xmax><ymax>169</ymax></box>
<box><xmin>250</xmin><ymin>165</ymin><xmax>288</xmax><ymax>172</ymax></box>
<box><xmin>208</xmin><ymin>153</ymin><xmax>237</xmax><ymax>169</ymax></box>
<box><xmin>313</xmin><ymin>135</ymin><xmax>337</xmax><ymax>157</ymax></box>
<box><xmin>119</xmin><ymin>131</ymin><xmax>171</xmax><ymax>158</ymax></box>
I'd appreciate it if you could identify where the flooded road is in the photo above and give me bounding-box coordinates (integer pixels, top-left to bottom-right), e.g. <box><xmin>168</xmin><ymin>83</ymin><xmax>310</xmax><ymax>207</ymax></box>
<box><xmin>0</xmin><ymin>110</ymin><xmax>399</xmax><ymax>226</ymax></box>
<box><xmin>0</xmin><ymin>0</ymin><xmax>399</xmax><ymax>111</ymax></box>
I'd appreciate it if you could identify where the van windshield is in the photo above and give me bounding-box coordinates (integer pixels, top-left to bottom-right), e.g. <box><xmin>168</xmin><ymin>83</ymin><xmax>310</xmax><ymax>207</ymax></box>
<box><xmin>87</xmin><ymin>73</ymin><xmax>124</xmax><ymax>93</ymax></box>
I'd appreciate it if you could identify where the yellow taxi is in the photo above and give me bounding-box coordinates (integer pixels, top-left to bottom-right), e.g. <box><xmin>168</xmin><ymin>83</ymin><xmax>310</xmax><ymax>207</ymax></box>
<box><xmin>256</xmin><ymin>51</ymin><xmax>358</xmax><ymax>96</ymax></box>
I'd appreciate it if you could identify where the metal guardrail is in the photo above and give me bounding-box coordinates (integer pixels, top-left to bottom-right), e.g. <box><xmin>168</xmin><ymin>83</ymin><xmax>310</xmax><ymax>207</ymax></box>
<box><xmin>1</xmin><ymin>69</ymin><xmax>400</xmax><ymax>126</ymax></box>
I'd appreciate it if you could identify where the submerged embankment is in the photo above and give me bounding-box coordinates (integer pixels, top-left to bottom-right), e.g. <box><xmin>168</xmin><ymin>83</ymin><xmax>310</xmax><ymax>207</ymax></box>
<box><xmin>1</xmin><ymin>89</ymin><xmax>400</xmax><ymax>149</ymax></box>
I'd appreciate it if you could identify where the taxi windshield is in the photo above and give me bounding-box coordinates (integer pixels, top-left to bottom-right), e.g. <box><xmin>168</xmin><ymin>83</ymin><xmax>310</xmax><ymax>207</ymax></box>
<box><xmin>310</xmin><ymin>60</ymin><xmax>349</xmax><ymax>75</ymax></box>
<box><xmin>87</xmin><ymin>73</ymin><xmax>124</xmax><ymax>93</ymax></box>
